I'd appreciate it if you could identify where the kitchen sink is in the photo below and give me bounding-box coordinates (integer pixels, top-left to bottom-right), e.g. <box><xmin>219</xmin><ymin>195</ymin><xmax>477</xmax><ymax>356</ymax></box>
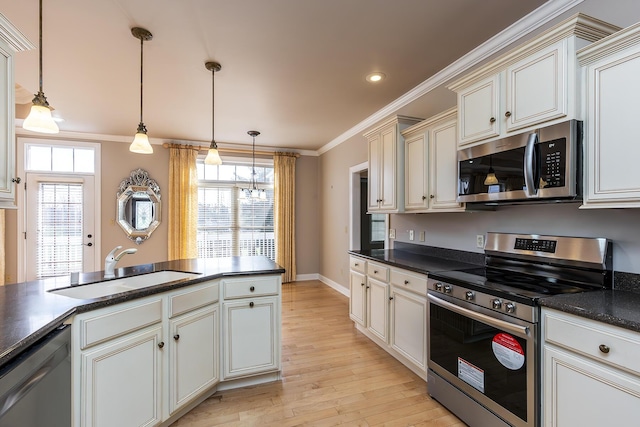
<box><xmin>49</xmin><ymin>271</ymin><xmax>202</xmax><ymax>300</ymax></box>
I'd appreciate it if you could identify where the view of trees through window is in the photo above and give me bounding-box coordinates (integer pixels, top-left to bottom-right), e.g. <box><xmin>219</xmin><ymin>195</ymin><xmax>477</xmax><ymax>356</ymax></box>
<box><xmin>197</xmin><ymin>160</ymin><xmax>275</xmax><ymax>261</ymax></box>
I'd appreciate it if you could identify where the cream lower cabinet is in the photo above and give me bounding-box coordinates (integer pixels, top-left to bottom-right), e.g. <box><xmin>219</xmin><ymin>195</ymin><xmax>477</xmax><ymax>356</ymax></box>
<box><xmin>542</xmin><ymin>308</ymin><xmax>640</xmax><ymax>426</ymax></box>
<box><xmin>578</xmin><ymin>22</ymin><xmax>640</xmax><ymax>208</ymax></box>
<box><xmin>348</xmin><ymin>254</ymin><xmax>427</xmax><ymax>378</ymax></box>
<box><xmin>221</xmin><ymin>275</ymin><xmax>281</xmax><ymax>380</ymax></box>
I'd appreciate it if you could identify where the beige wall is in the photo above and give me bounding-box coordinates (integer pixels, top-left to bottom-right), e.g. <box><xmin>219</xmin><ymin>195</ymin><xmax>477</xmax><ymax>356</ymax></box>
<box><xmin>319</xmin><ymin>135</ymin><xmax>367</xmax><ymax>288</ymax></box>
<box><xmin>295</xmin><ymin>155</ymin><xmax>320</xmax><ymax>276</ymax></box>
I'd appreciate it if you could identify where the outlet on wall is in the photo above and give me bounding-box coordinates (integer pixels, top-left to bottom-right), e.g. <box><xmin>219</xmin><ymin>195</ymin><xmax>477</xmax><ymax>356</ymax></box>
<box><xmin>409</xmin><ymin>230</ymin><xmax>414</xmax><ymax>241</ymax></box>
<box><xmin>389</xmin><ymin>229</ymin><xmax>396</xmax><ymax>239</ymax></box>
<box><xmin>419</xmin><ymin>231</ymin><xmax>425</xmax><ymax>242</ymax></box>
<box><xmin>476</xmin><ymin>234</ymin><xmax>485</xmax><ymax>249</ymax></box>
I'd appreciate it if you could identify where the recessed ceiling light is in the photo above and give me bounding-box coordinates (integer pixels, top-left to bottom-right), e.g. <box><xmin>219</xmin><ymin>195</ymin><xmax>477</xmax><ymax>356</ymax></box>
<box><xmin>366</xmin><ymin>72</ymin><xmax>386</xmax><ymax>83</ymax></box>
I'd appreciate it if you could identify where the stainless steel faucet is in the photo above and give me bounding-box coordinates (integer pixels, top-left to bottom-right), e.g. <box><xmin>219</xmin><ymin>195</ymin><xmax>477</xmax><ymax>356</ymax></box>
<box><xmin>104</xmin><ymin>246</ymin><xmax>138</xmax><ymax>279</ymax></box>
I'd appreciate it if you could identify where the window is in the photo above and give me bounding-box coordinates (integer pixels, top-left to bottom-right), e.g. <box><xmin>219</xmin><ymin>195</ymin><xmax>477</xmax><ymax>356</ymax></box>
<box><xmin>197</xmin><ymin>159</ymin><xmax>275</xmax><ymax>260</ymax></box>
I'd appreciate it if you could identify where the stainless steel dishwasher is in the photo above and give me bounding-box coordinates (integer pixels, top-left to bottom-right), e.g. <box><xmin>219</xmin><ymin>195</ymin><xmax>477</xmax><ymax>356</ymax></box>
<box><xmin>0</xmin><ymin>325</ymin><xmax>71</xmax><ymax>427</ymax></box>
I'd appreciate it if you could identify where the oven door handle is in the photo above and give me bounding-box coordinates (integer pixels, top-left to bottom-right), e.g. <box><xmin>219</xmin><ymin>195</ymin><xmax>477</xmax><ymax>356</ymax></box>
<box><xmin>428</xmin><ymin>293</ymin><xmax>530</xmax><ymax>337</ymax></box>
<box><xmin>524</xmin><ymin>132</ymin><xmax>538</xmax><ymax>198</ymax></box>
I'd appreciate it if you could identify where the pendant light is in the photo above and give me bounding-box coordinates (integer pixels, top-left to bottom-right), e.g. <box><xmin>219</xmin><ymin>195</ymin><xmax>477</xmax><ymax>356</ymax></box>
<box><xmin>204</xmin><ymin>61</ymin><xmax>222</xmax><ymax>165</ymax></box>
<box><xmin>23</xmin><ymin>0</ymin><xmax>59</xmax><ymax>134</ymax></box>
<box><xmin>239</xmin><ymin>131</ymin><xmax>266</xmax><ymax>200</ymax></box>
<box><xmin>129</xmin><ymin>27</ymin><xmax>154</xmax><ymax>154</ymax></box>
<box><xmin>484</xmin><ymin>155</ymin><xmax>499</xmax><ymax>186</ymax></box>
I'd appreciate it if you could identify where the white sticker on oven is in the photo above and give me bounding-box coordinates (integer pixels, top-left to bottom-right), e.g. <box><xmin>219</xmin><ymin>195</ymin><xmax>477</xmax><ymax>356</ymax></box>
<box><xmin>492</xmin><ymin>332</ymin><xmax>525</xmax><ymax>370</ymax></box>
<box><xmin>458</xmin><ymin>357</ymin><xmax>485</xmax><ymax>393</ymax></box>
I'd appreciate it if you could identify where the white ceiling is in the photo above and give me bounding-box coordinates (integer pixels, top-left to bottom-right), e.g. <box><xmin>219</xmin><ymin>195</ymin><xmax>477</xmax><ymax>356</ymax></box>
<box><xmin>1</xmin><ymin>0</ymin><xmax>547</xmax><ymax>152</ymax></box>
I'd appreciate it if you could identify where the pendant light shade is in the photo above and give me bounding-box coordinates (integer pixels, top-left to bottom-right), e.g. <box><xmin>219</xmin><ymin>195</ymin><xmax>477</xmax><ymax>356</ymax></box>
<box><xmin>130</xmin><ymin>27</ymin><xmax>153</xmax><ymax>154</ymax></box>
<box><xmin>204</xmin><ymin>61</ymin><xmax>222</xmax><ymax>165</ymax></box>
<box><xmin>240</xmin><ymin>131</ymin><xmax>266</xmax><ymax>200</ymax></box>
<box><xmin>23</xmin><ymin>0</ymin><xmax>59</xmax><ymax>134</ymax></box>
<box><xmin>484</xmin><ymin>155</ymin><xmax>499</xmax><ymax>186</ymax></box>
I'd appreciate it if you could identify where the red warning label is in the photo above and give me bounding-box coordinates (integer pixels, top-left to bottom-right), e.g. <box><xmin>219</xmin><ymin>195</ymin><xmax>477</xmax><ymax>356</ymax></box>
<box><xmin>492</xmin><ymin>333</ymin><xmax>525</xmax><ymax>370</ymax></box>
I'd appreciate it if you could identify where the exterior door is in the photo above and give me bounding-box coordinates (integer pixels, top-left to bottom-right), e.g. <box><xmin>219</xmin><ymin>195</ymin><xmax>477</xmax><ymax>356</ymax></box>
<box><xmin>25</xmin><ymin>173</ymin><xmax>96</xmax><ymax>280</ymax></box>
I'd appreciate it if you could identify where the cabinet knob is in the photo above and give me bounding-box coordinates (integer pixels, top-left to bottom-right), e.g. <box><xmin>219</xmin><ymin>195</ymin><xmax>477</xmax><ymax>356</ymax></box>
<box><xmin>430</xmin><ymin>194</ymin><xmax>435</xmax><ymax>199</ymax></box>
<box><xmin>361</xmin><ymin>283</ymin><xmax>365</xmax><ymax>287</ymax></box>
<box><xmin>422</xmin><ymin>195</ymin><xmax>427</xmax><ymax>200</ymax></box>
<box><xmin>374</xmin><ymin>270</ymin><xmax>378</xmax><ymax>274</ymax></box>
<box><xmin>11</xmin><ymin>177</ymin><xmax>21</xmax><ymax>184</ymax></box>
<box><xmin>489</xmin><ymin>117</ymin><xmax>496</xmax><ymax>124</ymax></box>
<box><xmin>354</xmin><ymin>263</ymin><xmax>359</xmax><ymax>266</ymax></box>
<box><xmin>389</xmin><ymin>296</ymin><xmax>394</xmax><ymax>301</ymax></box>
<box><xmin>173</xmin><ymin>334</ymin><xmax>180</xmax><ymax>341</ymax></box>
<box><xmin>249</xmin><ymin>301</ymin><xmax>254</xmax><ymax>308</ymax></box>
<box><xmin>599</xmin><ymin>344</ymin><xmax>610</xmax><ymax>354</ymax></box>
<box><xmin>250</xmin><ymin>286</ymin><xmax>255</xmax><ymax>292</ymax></box>
<box><xmin>505</xmin><ymin>111</ymin><xmax>512</xmax><ymax>118</ymax></box>
<box><xmin>158</xmin><ymin>342</ymin><xmax>165</xmax><ymax>349</ymax></box>
<box><xmin>404</xmin><ymin>280</ymin><xmax>409</xmax><ymax>285</ymax></box>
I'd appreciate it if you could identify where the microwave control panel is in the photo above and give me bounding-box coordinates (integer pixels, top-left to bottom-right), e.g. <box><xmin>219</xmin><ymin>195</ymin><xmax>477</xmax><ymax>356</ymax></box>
<box><xmin>539</xmin><ymin>137</ymin><xmax>566</xmax><ymax>188</ymax></box>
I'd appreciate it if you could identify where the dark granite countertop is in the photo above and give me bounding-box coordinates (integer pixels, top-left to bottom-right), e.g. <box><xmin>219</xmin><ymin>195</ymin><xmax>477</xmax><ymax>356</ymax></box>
<box><xmin>540</xmin><ymin>290</ymin><xmax>640</xmax><ymax>333</ymax></box>
<box><xmin>349</xmin><ymin>248</ymin><xmax>481</xmax><ymax>276</ymax></box>
<box><xmin>0</xmin><ymin>257</ymin><xmax>284</xmax><ymax>370</ymax></box>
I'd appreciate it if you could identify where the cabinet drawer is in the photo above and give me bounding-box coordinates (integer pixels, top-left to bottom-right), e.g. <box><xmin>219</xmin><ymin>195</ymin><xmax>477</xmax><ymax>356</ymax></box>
<box><xmin>544</xmin><ymin>310</ymin><xmax>640</xmax><ymax>376</ymax></box>
<box><xmin>169</xmin><ymin>281</ymin><xmax>219</xmax><ymax>318</ymax></box>
<box><xmin>222</xmin><ymin>275</ymin><xmax>280</xmax><ymax>299</ymax></box>
<box><xmin>367</xmin><ymin>262</ymin><xmax>389</xmax><ymax>282</ymax></box>
<box><xmin>80</xmin><ymin>298</ymin><xmax>163</xmax><ymax>350</ymax></box>
<box><xmin>390</xmin><ymin>269</ymin><xmax>427</xmax><ymax>295</ymax></box>
<box><xmin>349</xmin><ymin>256</ymin><xmax>366</xmax><ymax>274</ymax></box>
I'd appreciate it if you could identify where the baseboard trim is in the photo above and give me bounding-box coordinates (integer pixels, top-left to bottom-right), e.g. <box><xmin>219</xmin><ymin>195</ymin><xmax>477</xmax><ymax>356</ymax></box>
<box><xmin>319</xmin><ymin>275</ymin><xmax>349</xmax><ymax>297</ymax></box>
<box><xmin>295</xmin><ymin>273</ymin><xmax>319</xmax><ymax>281</ymax></box>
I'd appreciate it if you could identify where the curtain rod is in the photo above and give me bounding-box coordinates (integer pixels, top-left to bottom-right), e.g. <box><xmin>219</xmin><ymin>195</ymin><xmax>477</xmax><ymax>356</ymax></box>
<box><xmin>162</xmin><ymin>142</ymin><xmax>300</xmax><ymax>158</ymax></box>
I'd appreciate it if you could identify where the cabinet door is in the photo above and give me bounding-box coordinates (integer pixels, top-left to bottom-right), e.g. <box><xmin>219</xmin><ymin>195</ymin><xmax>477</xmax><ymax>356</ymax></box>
<box><xmin>80</xmin><ymin>326</ymin><xmax>163</xmax><ymax>427</ymax></box>
<box><xmin>223</xmin><ymin>296</ymin><xmax>280</xmax><ymax>379</ymax></box>
<box><xmin>404</xmin><ymin>132</ymin><xmax>428</xmax><ymax>211</ymax></box>
<box><xmin>379</xmin><ymin>125</ymin><xmax>398</xmax><ymax>211</ymax></box>
<box><xmin>349</xmin><ymin>270</ymin><xmax>367</xmax><ymax>326</ymax></box>
<box><xmin>458</xmin><ymin>74</ymin><xmax>500</xmax><ymax>146</ymax></box>
<box><xmin>0</xmin><ymin>41</ymin><xmax>15</xmax><ymax>208</ymax></box>
<box><xmin>506</xmin><ymin>40</ymin><xmax>567</xmax><ymax>133</ymax></box>
<box><xmin>583</xmin><ymin>48</ymin><xmax>640</xmax><ymax>206</ymax></box>
<box><xmin>169</xmin><ymin>305</ymin><xmax>219</xmax><ymax>415</ymax></box>
<box><xmin>390</xmin><ymin>287</ymin><xmax>427</xmax><ymax>373</ymax></box>
<box><xmin>366</xmin><ymin>277</ymin><xmax>389</xmax><ymax>343</ymax></box>
<box><xmin>544</xmin><ymin>345</ymin><xmax>640</xmax><ymax>426</ymax></box>
<box><xmin>367</xmin><ymin>133</ymin><xmax>382</xmax><ymax>211</ymax></box>
<box><xmin>430</xmin><ymin>118</ymin><xmax>463</xmax><ymax>211</ymax></box>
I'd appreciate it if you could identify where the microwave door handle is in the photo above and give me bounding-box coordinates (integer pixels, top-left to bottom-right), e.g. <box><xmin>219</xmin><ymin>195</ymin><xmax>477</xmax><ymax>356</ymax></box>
<box><xmin>524</xmin><ymin>133</ymin><xmax>538</xmax><ymax>197</ymax></box>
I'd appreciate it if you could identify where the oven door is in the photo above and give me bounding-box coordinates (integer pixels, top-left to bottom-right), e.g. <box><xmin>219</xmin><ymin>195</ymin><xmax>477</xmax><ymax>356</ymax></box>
<box><xmin>427</xmin><ymin>292</ymin><xmax>536</xmax><ymax>427</ymax></box>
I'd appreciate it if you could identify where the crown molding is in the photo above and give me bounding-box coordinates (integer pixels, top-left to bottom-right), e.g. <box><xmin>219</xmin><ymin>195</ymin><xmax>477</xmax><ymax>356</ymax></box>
<box><xmin>317</xmin><ymin>0</ymin><xmax>584</xmax><ymax>155</ymax></box>
<box><xmin>0</xmin><ymin>13</ymin><xmax>35</xmax><ymax>52</ymax></box>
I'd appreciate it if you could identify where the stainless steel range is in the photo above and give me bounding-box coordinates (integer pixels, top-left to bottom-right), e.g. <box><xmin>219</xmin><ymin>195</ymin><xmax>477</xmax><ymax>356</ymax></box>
<box><xmin>426</xmin><ymin>232</ymin><xmax>612</xmax><ymax>427</ymax></box>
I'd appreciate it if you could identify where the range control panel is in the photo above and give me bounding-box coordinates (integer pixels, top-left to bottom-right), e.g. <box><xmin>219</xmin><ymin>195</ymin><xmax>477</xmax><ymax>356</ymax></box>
<box><xmin>514</xmin><ymin>238</ymin><xmax>557</xmax><ymax>253</ymax></box>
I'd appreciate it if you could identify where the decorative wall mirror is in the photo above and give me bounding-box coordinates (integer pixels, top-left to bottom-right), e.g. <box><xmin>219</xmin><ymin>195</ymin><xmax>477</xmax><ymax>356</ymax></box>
<box><xmin>117</xmin><ymin>169</ymin><xmax>161</xmax><ymax>244</ymax></box>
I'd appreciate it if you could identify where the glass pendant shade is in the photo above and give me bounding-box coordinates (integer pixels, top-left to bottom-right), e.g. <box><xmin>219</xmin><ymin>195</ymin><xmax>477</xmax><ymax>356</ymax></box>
<box><xmin>484</xmin><ymin>169</ymin><xmax>499</xmax><ymax>186</ymax></box>
<box><xmin>259</xmin><ymin>190</ymin><xmax>267</xmax><ymax>200</ymax></box>
<box><xmin>204</xmin><ymin>143</ymin><xmax>222</xmax><ymax>165</ymax></box>
<box><xmin>130</xmin><ymin>127</ymin><xmax>153</xmax><ymax>154</ymax></box>
<box><xmin>23</xmin><ymin>103</ymin><xmax>59</xmax><ymax>134</ymax></box>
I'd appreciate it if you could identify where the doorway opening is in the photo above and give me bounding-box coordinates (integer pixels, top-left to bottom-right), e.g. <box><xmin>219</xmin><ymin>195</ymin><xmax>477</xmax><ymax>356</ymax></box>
<box><xmin>349</xmin><ymin>162</ymin><xmax>388</xmax><ymax>251</ymax></box>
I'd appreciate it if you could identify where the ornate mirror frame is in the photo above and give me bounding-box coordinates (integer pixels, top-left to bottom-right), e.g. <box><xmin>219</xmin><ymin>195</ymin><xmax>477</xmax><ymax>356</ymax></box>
<box><xmin>116</xmin><ymin>169</ymin><xmax>161</xmax><ymax>244</ymax></box>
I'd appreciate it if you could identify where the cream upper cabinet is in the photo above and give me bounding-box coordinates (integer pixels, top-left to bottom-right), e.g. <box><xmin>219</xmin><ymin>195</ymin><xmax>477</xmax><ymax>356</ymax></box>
<box><xmin>364</xmin><ymin>115</ymin><xmax>422</xmax><ymax>213</ymax></box>
<box><xmin>449</xmin><ymin>13</ymin><xmax>620</xmax><ymax>149</ymax></box>
<box><xmin>578</xmin><ymin>22</ymin><xmax>640</xmax><ymax>208</ymax></box>
<box><xmin>542</xmin><ymin>308</ymin><xmax>640</xmax><ymax>426</ymax></box>
<box><xmin>402</xmin><ymin>108</ymin><xmax>464</xmax><ymax>213</ymax></box>
<box><xmin>0</xmin><ymin>16</ymin><xmax>33</xmax><ymax>208</ymax></box>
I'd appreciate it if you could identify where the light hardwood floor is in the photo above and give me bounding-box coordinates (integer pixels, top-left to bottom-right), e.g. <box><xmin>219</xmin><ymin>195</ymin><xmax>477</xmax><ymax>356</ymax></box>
<box><xmin>172</xmin><ymin>280</ymin><xmax>465</xmax><ymax>427</ymax></box>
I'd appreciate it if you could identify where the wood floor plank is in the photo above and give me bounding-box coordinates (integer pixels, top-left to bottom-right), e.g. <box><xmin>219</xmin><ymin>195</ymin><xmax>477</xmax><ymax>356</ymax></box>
<box><xmin>172</xmin><ymin>281</ymin><xmax>464</xmax><ymax>427</ymax></box>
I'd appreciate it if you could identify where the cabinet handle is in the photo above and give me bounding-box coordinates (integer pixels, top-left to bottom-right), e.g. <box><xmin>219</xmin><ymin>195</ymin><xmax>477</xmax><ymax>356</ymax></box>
<box><xmin>250</xmin><ymin>286</ymin><xmax>255</xmax><ymax>292</ymax></box>
<box><xmin>505</xmin><ymin>111</ymin><xmax>512</xmax><ymax>118</ymax></box>
<box><xmin>599</xmin><ymin>344</ymin><xmax>610</xmax><ymax>354</ymax></box>
<box><xmin>489</xmin><ymin>117</ymin><xmax>496</xmax><ymax>123</ymax></box>
<box><xmin>158</xmin><ymin>342</ymin><xmax>165</xmax><ymax>349</ymax></box>
<box><xmin>173</xmin><ymin>334</ymin><xmax>180</xmax><ymax>341</ymax></box>
<box><xmin>404</xmin><ymin>280</ymin><xmax>409</xmax><ymax>285</ymax></box>
<box><xmin>249</xmin><ymin>302</ymin><xmax>254</xmax><ymax>308</ymax></box>
<box><xmin>11</xmin><ymin>177</ymin><xmax>21</xmax><ymax>184</ymax></box>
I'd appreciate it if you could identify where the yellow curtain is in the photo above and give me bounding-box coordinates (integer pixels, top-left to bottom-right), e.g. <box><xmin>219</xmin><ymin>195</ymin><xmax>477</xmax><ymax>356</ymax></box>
<box><xmin>0</xmin><ymin>210</ymin><xmax>4</xmax><ymax>286</ymax></box>
<box><xmin>168</xmin><ymin>144</ymin><xmax>199</xmax><ymax>260</ymax></box>
<box><xmin>274</xmin><ymin>152</ymin><xmax>296</xmax><ymax>283</ymax></box>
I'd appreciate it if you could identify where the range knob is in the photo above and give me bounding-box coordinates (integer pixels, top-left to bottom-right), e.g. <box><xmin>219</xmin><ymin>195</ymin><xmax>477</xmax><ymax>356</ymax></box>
<box><xmin>443</xmin><ymin>284</ymin><xmax>453</xmax><ymax>294</ymax></box>
<box><xmin>434</xmin><ymin>282</ymin><xmax>443</xmax><ymax>291</ymax></box>
<box><xmin>492</xmin><ymin>299</ymin><xmax>503</xmax><ymax>310</ymax></box>
<box><xmin>465</xmin><ymin>291</ymin><xmax>475</xmax><ymax>301</ymax></box>
<box><xmin>505</xmin><ymin>302</ymin><xmax>516</xmax><ymax>313</ymax></box>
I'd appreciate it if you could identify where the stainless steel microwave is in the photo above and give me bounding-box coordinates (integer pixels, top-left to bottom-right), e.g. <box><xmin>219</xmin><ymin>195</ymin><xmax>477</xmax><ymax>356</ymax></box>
<box><xmin>457</xmin><ymin>120</ymin><xmax>582</xmax><ymax>204</ymax></box>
